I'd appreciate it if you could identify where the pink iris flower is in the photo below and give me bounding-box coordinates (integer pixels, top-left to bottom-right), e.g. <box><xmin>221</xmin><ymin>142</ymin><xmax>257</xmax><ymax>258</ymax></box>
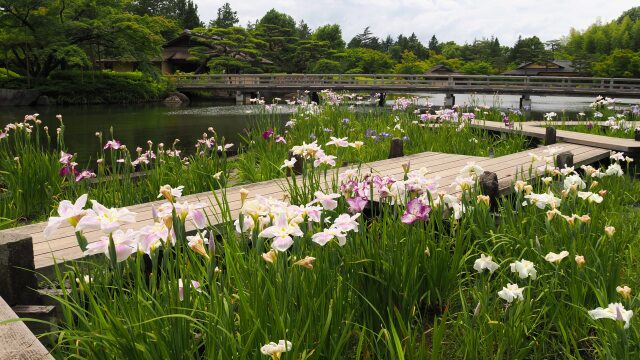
<box><xmin>104</xmin><ymin>140</ymin><xmax>121</xmax><ymax>150</ymax></box>
<box><xmin>401</xmin><ymin>198</ymin><xmax>431</xmax><ymax>224</ymax></box>
<box><xmin>346</xmin><ymin>197</ymin><xmax>368</xmax><ymax>214</ymax></box>
<box><xmin>75</xmin><ymin>170</ymin><xmax>96</xmax><ymax>182</ymax></box>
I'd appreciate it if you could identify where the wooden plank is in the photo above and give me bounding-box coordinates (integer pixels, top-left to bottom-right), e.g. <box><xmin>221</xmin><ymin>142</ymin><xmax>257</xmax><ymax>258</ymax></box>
<box><xmin>30</xmin><ymin>152</ymin><xmax>485</xmax><ymax>263</ymax></box>
<box><xmin>22</xmin><ymin>151</ymin><xmax>469</xmax><ymax>242</ymax></box>
<box><xmin>31</xmin><ymin>145</ymin><xmax>612</xmax><ymax>269</ymax></box>
<box><xmin>471</xmin><ymin>121</ymin><xmax>640</xmax><ymax>152</ymax></box>
<box><xmin>0</xmin><ymin>296</ymin><xmax>53</xmax><ymax>360</ymax></box>
<box><xmin>2</xmin><ymin>143</ymin><xmax>610</xmax><ymax>269</ymax></box>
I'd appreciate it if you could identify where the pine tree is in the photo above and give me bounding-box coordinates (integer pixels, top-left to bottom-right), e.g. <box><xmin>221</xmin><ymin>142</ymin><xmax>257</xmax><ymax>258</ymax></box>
<box><xmin>209</xmin><ymin>2</ymin><xmax>239</xmax><ymax>28</ymax></box>
<box><xmin>174</xmin><ymin>0</ymin><xmax>203</xmax><ymax>29</ymax></box>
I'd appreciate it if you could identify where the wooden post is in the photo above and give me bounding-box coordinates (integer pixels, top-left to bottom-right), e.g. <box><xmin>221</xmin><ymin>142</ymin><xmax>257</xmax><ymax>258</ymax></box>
<box><xmin>310</xmin><ymin>91</ymin><xmax>320</xmax><ymax>105</ymax></box>
<box><xmin>545</xmin><ymin>127</ymin><xmax>557</xmax><ymax>145</ymax></box>
<box><xmin>479</xmin><ymin>171</ymin><xmax>499</xmax><ymax>211</ymax></box>
<box><xmin>444</xmin><ymin>93</ymin><xmax>455</xmax><ymax>108</ymax></box>
<box><xmin>378</xmin><ymin>92</ymin><xmax>386</xmax><ymax>107</ymax></box>
<box><xmin>288</xmin><ymin>151</ymin><xmax>303</xmax><ymax>175</ymax></box>
<box><xmin>556</xmin><ymin>151</ymin><xmax>574</xmax><ymax>169</ymax></box>
<box><xmin>388</xmin><ymin>138</ymin><xmax>404</xmax><ymax>159</ymax></box>
<box><xmin>0</xmin><ymin>233</ymin><xmax>38</xmax><ymax>306</ymax></box>
<box><xmin>635</xmin><ymin>128</ymin><xmax>640</xmax><ymax>142</ymax></box>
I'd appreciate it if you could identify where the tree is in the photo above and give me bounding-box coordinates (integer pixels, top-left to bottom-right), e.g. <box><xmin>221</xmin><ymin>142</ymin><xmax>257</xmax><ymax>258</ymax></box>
<box><xmin>381</xmin><ymin>35</ymin><xmax>394</xmax><ymax>52</ymax></box>
<box><xmin>592</xmin><ymin>49</ymin><xmax>640</xmax><ymax>77</ymax></box>
<box><xmin>618</xmin><ymin>6</ymin><xmax>640</xmax><ymax>23</ymax></box>
<box><xmin>393</xmin><ymin>51</ymin><xmax>426</xmax><ymax>74</ymax></box>
<box><xmin>338</xmin><ymin>48</ymin><xmax>393</xmax><ymax>73</ymax></box>
<box><xmin>312</xmin><ymin>59</ymin><xmax>341</xmax><ymax>74</ymax></box>
<box><xmin>174</xmin><ymin>0</ymin><xmax>203</xmax><ymax>29</ymax></box>
<box><xmin>510</xmin><ymin>36</ymin><xmax>547</xmax><ymax>65</ymax></box>
<box><xmin>348</xmin><ymin>26</ymin><xmax>382</xmax><ymax>50</ymax></box>
<box><xmin>209</xmin><ymin>2</ymin><xmax>239</xmax><ymax>28</ymax></box>
<box><xmin>253</xmin><ymin>9</ymin><xmax>298</xmax><ymax>72</ymax></box>
<box><xmin>0</xmin><ymin>0</ymin><xmax>177</xmax><ymax>81</ymax></box>
<box><xmin>460</xmin><ymin>61</ymin><xmax>494</xmax><ymax>75</ymax></box>
<box><xmin>129</xmin><ymin>0</ymin><xmax>202</xmax><ymax>30</ymax></box>
<box><xmin>313</xmin><ymin>24</ymin><xmax>345</xmax><ymax>50</ymax></box>
<box><xmin>296</xmin><ymin>20</ymin><xmax>311</xmax><ymax>40</ymax></box>
<box><xmin>291</xmin><ymin>40</ymin><xmax>332</xmax><ymax>72</ymax></box>
<box><xmin>129</xmin><ymin>0</ymin><xmax>173</xmax><ymax>16</ymax></box>
<box><xmin>428</xmin><ymin>35</ymin><xmax>441</xmax><ymax>53</ymax></box>
<box><xmin>188</xmin><ymin>27</ymin><xmax>267</xmax><ymax>74</ymax></box>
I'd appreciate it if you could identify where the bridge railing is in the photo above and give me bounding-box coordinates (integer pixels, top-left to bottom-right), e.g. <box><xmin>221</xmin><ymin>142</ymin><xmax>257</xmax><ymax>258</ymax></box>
<box><xmin>165</xmin><ymin>74</ymin><xmax>640</xmax><ymax>93</ymax></box>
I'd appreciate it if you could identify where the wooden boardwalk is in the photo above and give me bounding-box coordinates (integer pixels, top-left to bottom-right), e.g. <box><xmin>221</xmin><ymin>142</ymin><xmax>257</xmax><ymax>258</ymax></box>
<box><xmin>2</xmin><ymin>145</ymin><xmax>610</xmax><ymax>269</ymax></box>
<box><xmin>471</xmin><ymin>120</ymin><xmax>640</xmax><ymax>153</ymax></box>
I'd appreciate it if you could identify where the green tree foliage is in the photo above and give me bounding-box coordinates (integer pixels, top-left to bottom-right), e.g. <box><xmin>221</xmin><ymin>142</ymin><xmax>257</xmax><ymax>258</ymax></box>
<box><xmin>174</xmin><ymin>0</ymin><xmax>203</xmax><ymax>29</ymax></box>
<box><xmin>393</xmin><ymin>51</ymin><xmax>426</xmax><ymax>74</ymax></box>
<box><xmin>389</xmin><ymin>33</ymin><xmax>428</xmax><ymax>61</ymax></box>
<box><xmin>254</xmin><ymin>9</ymin><xmax>298</xmax><ymax>72</ymax></box>
<box><xmin>592</xmin><ymin>49</ymin><xmax>640</xmax><ymax>77</ymax></box>
<box><xmin>312</xmin><ymin>59</ymin><xmax>341</xmax><ymax>73</ymax></box>
<box><xmin>0</xmin><ymin>0</ymin><xmax>177</xmax><ymax>81</ymax></box>
<box><xmin>129</xmin><ymin>0</ymin><xmax>202</xmax><ymax>30</ymax></box>
<box><xmin>313</xmin><ymin>25</ymin><xmax>346</xmax><ymax>50</ymax></box>
<box><xmin>209</xmin><ymin>2</ymin><xmax>239</xmax><ymax>29</ymax></box>
<box><xmin>618</xmin><ymin>7</ymin><xmax>640</xmax><ymax>22</ymax></box>
<box><xmin>188</xmin><ymin>27</ymin><xmax>266</xmax><ymax>74</ymax></box>
<box><xmin>291</xmin><ymin>40</ymin><xmax>332</xmax><ymax>72</ymax></box>
<box><xmin>296</xmin><ymin>20</ymin><xmax>312</xmax><ymax>40</ymax></box>
<box><xmin>510</xmin><ymin>36</ymin><xmax>548</xmax><ymax>65</ymax></box>
<box><xmin>338</xmin><ymin>48</ymin><xmax>393</xmax><ymax>73</ymax></box>
<box><xmin>566</xmin><ymin>9</ymin><xmax>640</xmax><ymax>58</ymax></box>
<box><xmin>428</xmin><ymin>35</ymin><xmax>441</xmax><ymax>53</ymax></box>
<box><xmin>460</xmin><ymin>60</ymin><xmax>494</xmax><ymax>75</ymax></box>
<box><xmin>348</xmin><ymin>27</ymin><xmax>382</xmax><ymax>51</ymax></box>
<box><xmin>41</xmin><ymin>70</ymin><xmax>169</xmax><ymax>103</ymax></box>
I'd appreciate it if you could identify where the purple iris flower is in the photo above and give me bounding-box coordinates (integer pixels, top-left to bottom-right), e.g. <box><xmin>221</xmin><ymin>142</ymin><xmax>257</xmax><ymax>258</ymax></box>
<box><xmin>262</xmin><ymin>128</ymin><xmax>274</xmax><ymax>140</ymax></box>
<box><xmin>401</xmin><ymin>198</ymin><xmax>431</xmax><ymax>224</ymax></box>
<box><xmin>347</xmin><ymin>197</ymin><xmax>368</xmax><ymax>214</ymax></box>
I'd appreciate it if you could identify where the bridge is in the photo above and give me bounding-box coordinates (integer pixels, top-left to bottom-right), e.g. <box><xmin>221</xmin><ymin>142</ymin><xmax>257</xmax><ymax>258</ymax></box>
<box><xmin>166</xmin><ymin>73</ymin><xmax>640</xmax><ymax>107</ymax></box>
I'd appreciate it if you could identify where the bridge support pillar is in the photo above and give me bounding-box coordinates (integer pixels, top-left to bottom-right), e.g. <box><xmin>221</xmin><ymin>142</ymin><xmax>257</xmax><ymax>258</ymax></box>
<box><xmin>444</xmin><ymin>93</ymin><xmax>455</xmax><ymax>108</ymax></box>
<box><xmin>235</xmin><ymin>91</ymin><xmax>245</xmax><ymax>105</ymax></box>
<box><xmin>310</xmin><ymin>91</ymin><xmax>320</xmax><ymax>105</ymax></box>
<box><xmin>520</xmin><ymin>94</ymin><xmax>532</xmax><ymax>113</ymax></box>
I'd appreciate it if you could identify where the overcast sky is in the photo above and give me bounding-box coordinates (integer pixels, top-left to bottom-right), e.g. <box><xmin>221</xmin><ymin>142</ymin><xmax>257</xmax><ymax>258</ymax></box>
<box><xmin>193</xmin><ymin>0</ymin><xmax>637</xmax><ymax>46</ymax></box>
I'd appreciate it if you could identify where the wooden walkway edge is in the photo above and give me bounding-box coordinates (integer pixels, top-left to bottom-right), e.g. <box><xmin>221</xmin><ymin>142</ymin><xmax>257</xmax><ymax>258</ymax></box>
<box><xmin>0</xmin><ymin>296</ymin><xmax>53</xmax><ymax>360</ymax></box>
<box><xmin>471</xmin><ymin>120</ymin><xmax>640</xmax><ymax>152</ymax></box>
<box><xmin>1</xmin><ymin>145</ymin><xmax>610</xmax><ymax>270</ymax></box>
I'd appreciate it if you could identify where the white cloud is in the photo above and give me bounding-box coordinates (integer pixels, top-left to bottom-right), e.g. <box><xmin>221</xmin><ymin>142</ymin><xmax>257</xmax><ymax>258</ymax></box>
<box><xmin>194</xmin><ymin>0</ymin><xmax>638</xmax><ymax>45</ymax></box>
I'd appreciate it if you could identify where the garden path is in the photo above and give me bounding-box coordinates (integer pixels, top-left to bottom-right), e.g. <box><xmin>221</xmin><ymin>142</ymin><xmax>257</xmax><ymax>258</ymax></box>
<box><xmin>2</xmin><ymin>145</ymin><xmax>610</xmax><ymax>269</ymax></box>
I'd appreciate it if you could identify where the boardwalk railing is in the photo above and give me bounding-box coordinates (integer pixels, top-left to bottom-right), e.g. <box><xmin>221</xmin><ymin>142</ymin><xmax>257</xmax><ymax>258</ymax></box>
<box><xmin>166</xmin><ymin>74</ymin><xmax>640</xmax><ymax>97</ymax></box>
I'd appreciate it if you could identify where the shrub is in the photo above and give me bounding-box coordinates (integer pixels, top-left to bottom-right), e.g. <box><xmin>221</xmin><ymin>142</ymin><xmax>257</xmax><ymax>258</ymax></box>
<box><xmin>39</xmin><ymin>70</ymin><xmax>171</xmax><ymax>104</ymax></box>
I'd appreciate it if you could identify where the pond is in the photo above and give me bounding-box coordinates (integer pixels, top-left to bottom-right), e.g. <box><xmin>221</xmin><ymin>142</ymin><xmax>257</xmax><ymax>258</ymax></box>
<box><xmin>1</xmin><ymin>94</ymin><xmax>638</xmax><ymax>164</ymax></box>
<box><xmin>0</xmin><ymin>100</ymin><xmax>289</xmax><ymax>164</ymax></box>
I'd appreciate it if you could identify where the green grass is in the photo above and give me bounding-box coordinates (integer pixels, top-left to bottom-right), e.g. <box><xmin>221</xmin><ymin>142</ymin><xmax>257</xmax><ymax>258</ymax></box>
<box><xmin>552</xmin><ymin>121</ymin><xmax>639</xmax><ymax>139</ymax></box>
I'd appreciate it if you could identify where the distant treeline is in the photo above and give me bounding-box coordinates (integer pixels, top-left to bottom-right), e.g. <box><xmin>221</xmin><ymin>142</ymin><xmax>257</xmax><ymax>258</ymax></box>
<box><xmin>1</xmin><ymin>1</ymin><xmax>640</xmax><ymax>88</ymax></box>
